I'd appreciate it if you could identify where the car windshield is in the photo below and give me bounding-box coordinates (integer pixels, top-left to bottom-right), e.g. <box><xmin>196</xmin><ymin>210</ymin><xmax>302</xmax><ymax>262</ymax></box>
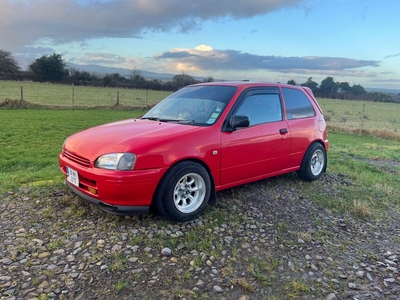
<box><xmin>141</xmin><ymin>85</ymin><xmax>237</xmax><ymax>125</ymax></box>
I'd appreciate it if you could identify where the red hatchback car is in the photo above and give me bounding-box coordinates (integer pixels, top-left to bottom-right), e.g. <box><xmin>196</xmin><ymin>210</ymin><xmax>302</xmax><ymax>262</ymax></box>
<box><xmin>59</xmin><ymin>81</ymin><xmax>328</xmax><ymax>221</ymax></box>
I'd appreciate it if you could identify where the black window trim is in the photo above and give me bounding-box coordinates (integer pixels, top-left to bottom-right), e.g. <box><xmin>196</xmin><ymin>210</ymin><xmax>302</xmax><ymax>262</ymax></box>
<box><xmin>222</xmin><ymin>87</ymin><xmax>282</xmax><ymax>132</ymax></box>
<box><xmin>281</xmin><ymin>87</ymin><xmax>316</xmax><ymax>120</ymax></box>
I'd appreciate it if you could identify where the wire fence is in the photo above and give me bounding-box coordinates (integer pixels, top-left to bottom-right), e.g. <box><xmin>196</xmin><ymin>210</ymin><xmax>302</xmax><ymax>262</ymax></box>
<box><xmin>0</xmin><ymin>81</ymin><xmax>172</xmax><ymax>108</ymax></box>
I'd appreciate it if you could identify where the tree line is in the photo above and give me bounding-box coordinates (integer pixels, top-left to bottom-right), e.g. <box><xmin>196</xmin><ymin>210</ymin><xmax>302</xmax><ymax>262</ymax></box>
<box><xmin>0</xmin><ymin>50</ymin><xmax>211</xmax><ymax>91</ymax></box>
<box><xmin>1</xmin><ymin>49</ymin><xmax>399</xmax><ymax>103</ymax></box>
<box><xmin>288</xmin><ymin>77</ymin><xmax>398</xmax><ymax>103</ymax></box>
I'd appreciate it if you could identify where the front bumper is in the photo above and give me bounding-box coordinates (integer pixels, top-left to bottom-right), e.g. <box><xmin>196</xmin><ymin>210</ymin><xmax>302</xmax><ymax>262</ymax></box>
<box><xmin>66</xmin><ymin>181</ymin><xmax>149</xmax><ymax>216</ymax></box>
<box><xmin>59</xmin><ymin>153</ymin><xmax>168</xmax><ymax>214</ymax></box>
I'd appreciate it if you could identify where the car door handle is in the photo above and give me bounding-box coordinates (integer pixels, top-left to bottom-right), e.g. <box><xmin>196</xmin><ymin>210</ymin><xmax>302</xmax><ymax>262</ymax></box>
<box><xmin>279</xmin><ymin>128</ymin><xmax>288</xmax><ymax>135</ymax></box>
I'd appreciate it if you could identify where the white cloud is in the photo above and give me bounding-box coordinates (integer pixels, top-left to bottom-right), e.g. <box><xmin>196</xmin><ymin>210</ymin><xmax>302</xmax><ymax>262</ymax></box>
<box><xmin>195</xmin><ymin>45</ymin><xmax>213</xmax><ymax>51</ymax></box>
<box><xmin>155</xmin><ymin>47</ymin><xmax>380</xmax><ymax>76</ymax></box>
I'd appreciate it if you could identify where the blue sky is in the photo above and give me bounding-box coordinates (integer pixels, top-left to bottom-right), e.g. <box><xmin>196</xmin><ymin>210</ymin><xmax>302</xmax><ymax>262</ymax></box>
<box><xmin>1</xmin><ymin>0</ymin><xmax>399</xmax><ymax>89</ymax></box>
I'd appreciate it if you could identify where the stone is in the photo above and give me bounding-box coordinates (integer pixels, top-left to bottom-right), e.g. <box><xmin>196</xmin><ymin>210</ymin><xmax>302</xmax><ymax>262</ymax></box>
<box><xmin>161</xmin><ymin>247</ymin><xmax>172</xmax><ymax>256</ymax></box>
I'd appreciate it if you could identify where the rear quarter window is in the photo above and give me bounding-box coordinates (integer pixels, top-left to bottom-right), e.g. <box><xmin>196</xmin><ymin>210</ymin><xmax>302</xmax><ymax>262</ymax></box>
<box><xmin>282</xmin><ymin>88</ymin><xmax>315</xmax><ymax>120</ymax></box>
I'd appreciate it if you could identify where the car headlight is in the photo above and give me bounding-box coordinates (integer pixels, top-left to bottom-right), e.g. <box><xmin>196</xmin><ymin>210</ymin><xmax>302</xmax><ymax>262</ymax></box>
<box><xmin>95</xmin><ymin>153</ymin><xmax>136</xmax><ymax>170</ymax></box>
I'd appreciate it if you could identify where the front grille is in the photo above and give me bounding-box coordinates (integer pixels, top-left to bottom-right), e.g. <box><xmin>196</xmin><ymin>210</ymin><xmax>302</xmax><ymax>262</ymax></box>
<box><xmin>63</xmin><ymin>150</ymin><xmax>91</xmax><ymax>167</ymax></box>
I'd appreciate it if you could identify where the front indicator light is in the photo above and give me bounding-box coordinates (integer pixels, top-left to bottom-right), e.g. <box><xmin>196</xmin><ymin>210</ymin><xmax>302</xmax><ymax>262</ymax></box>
<box><xmin>88</xmin><ymin>187</ymin><xmax>97</xmax><ymax>195</ymax></box>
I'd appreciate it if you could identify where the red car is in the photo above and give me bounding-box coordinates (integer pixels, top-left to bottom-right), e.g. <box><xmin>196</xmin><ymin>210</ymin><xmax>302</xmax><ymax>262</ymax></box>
<box><xmin>59</xmin><ymin>81</ymin><xmax>328</xmax><ymax>221</ymax></box>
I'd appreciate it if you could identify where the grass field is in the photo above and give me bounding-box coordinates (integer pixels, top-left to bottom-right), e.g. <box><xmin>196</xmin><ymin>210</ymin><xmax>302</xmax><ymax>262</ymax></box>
<box><xmin>0</xmin><ymin>109</ymin><xmax>143</xmax><ymax>191</ymax></box>
<box><xmin>318</xmin><ymin>98</ymin><xmax>400</xmax><ymax>133</ymax></box>
<box><xmin>0</xmin><ymin>80</ymin><xmax>172</xmax><ymax>107</ymax></box>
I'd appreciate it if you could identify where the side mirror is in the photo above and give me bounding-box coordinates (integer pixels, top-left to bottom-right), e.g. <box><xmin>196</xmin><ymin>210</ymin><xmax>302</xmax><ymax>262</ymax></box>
<box><xmin>230</xmin><ymin>115</ymin><xmax>250</xmax><ymax>131</ymax></box>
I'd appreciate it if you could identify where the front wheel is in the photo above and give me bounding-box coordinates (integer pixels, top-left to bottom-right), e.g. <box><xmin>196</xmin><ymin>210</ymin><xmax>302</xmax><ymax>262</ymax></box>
<box><xmin>154</xmin><ymin>161</ymin><xmax>211</xmax><ymax>222</ymax></box>
<box><xmin>297</xmin><ymin>143</ymin><xmax>326</xmax><ymax>181</ymax></box>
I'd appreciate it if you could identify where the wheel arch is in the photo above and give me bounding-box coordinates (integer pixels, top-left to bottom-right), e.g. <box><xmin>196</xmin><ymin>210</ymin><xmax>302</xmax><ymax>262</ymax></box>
<box><xmin>311</xmin><ymin>139</ymin><xmax>328</xmax><ymax>173</ymax></box>
<box><xmin>152</xmin><ymin>158</ymin><xmax>217</xmax><ymax>207</ymax></box>
<box><xmin>296</xmin><ymin>140</ymin><xmax>328</xmax><ymax>181</ymax></box>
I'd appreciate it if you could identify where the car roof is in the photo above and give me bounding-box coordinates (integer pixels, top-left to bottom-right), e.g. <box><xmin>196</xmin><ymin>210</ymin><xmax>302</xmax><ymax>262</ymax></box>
<box><xmin>190</xmin><ymin>80</ymin><xmax>316</xmax><ymax>101</ymax></box>
<box><xmin>190</xmin><ymin>81</ymin><xmax>306</xmax><ymax>90</ymax></box>
<box><xmin>188</xmin><ymin>81</ymin><xmax>320</xmax><ymax>110</ymax></box>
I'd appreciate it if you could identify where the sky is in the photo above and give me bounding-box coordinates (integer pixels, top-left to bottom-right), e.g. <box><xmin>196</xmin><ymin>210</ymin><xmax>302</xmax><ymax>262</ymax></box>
<box><xmin>1</xmin><ymin>0</ymin><xmax>400</xmax><ymax>90</ymax></box>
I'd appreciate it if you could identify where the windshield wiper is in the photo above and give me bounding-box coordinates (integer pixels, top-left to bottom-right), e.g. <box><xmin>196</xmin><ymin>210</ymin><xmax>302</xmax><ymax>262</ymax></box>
<box><xmin>141</xmin><ymin>117</ymin><xmax>195</xmax><ymax>124</ymax></box>
<box><xmin>160</xmin><ymin>119</ymin><xmax>195</xmax><ymax>124</ymax></box>
<box><xmin>141</xmin><ymin>117</ymin><xmax>160</xmax><ymax>121</ymax></box>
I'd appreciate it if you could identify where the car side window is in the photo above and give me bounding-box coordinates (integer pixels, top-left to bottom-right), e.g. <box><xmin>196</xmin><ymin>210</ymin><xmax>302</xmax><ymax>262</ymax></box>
<box><xmin>282</xmin><ymin>88</ymin><xmax>315</xmax><ymax>120</ymax></box>
<box><xmin>235</xmin><ymin>93</ymin><xmax>282</xmax><ymax>126</ymax></box>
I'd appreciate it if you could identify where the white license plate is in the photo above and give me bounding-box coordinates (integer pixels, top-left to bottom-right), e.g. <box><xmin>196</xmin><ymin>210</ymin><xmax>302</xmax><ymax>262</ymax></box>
<box><xmin>66</xmin><ymin>166</ymin><xmax>79</xmax><ymax>187</ymax></box>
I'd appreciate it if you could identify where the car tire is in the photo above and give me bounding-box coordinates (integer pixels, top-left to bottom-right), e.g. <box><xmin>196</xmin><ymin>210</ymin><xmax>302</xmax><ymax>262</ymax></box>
<box><xmin>297</xmin><ymin>143</ymin><xmax>326</xmax><ymax>181</ymax></box>
<box><xmin>155</xmin><ymin>161</ymin><xmax>211</xmax><ymax>222</ymax></box>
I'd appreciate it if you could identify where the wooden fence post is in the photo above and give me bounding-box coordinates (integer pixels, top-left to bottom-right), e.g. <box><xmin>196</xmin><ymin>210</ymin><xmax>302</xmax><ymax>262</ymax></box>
<box><xmin>72</xmin><ymin>84</ymin><xmax>75</xmax><ymax>109</ymax></box>
<box><xmin>360</xmin><ymin>103</ymin><xmax>365</xmax><ymax>132</ymax></box>
<box><xmin>117</xmin><ymin>91</ymin><xmax>120</xmax><ymax>105</ymax></box>
<box><xmin>146</xmin><ymin>90</ymin><xmax>148</xmax><ymax>109</ymax></box>
<box><xmin>20</xmin><ymin>86</ymin><xmax>24</xmax><ymax>101</ymax></box>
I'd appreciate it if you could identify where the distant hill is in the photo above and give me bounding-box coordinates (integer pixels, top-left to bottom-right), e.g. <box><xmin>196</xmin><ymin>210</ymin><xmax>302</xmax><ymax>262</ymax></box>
<box><xmin>365</xmin><ymin>87</ymin><xmax>400</xmax><ymax>94</ymax></box>
<box><xmin>66</xmin><ymin>63</ymin><xmax>400</xmax><ymax>94</ymax></box>
<box><xmin>66</xmin><ymin>63</ymin><xmax>205</xmax><ymax>81</ymax></box>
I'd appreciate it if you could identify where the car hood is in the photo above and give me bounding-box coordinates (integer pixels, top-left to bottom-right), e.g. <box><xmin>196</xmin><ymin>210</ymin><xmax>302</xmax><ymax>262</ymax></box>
<box><xmin>64</xmin><ymin>118</ymin><xmax>205</xmax><ymax>160</ymax></box>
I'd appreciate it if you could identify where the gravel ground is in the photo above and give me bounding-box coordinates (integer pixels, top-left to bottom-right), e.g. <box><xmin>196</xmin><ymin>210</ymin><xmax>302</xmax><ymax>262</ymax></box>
<box><xmin>1</xmin><ymin>172</ymin><xmax>399</xmax><ymax>300</ymax></box>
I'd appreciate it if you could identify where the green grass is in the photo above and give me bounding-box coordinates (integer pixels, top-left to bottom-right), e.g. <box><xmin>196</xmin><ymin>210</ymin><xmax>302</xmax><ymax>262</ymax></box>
<box><xmin>0</xmin><ymin>109</ymin><xmax>143</xmax><ymax>191</ymax></box>
<box><xmin>286</xmin><ymin>280</ymin><xmax>311</xmax><ymax>299</ymax></box>
<box><xmin>297</xmin><ymin>131</ymin><xmax>400</xmax><ymax>215</ymax></box>
<box><xmin>113</xmin><ymin>280</ymin><xmax>127</xmax><ymax>292</ymax></box>
<box><xmin>0</xmin><ymin>80</ymin><xmax>172</xmax><ymax>107</ymax></box>
<box><xmin>329</xmin><ymin>132</ymin><xmax>400</xmax><ymax>208</ymax></box>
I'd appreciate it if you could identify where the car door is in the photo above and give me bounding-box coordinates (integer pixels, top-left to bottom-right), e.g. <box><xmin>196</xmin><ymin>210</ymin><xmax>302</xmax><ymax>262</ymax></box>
<box><xmin>220</xmin><ymin>89</ymin><xmax>291</xmax><ymax>187</ymax></box>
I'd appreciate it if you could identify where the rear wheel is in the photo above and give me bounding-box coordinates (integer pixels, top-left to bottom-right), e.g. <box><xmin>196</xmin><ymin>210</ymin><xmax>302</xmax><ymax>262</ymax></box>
<box><xmin>297</xmin><ymin>143</ymin><xmax>326</xmax><ymax>181</ymax></box>
<box><xmin>155</xmin><ymin>161</ymin><xmax>211</xmax><ymax>222</ymax></box>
